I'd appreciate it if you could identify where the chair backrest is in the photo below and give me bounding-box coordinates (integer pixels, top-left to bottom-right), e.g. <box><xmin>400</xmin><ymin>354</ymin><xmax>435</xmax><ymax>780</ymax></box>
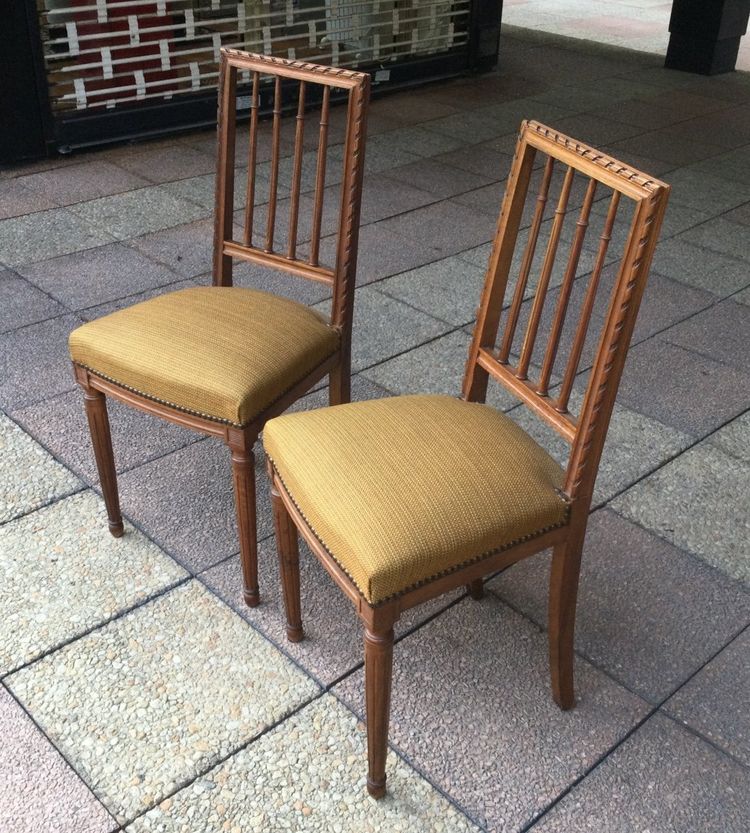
<box><xmin>212</xmin><ymin>49</ymin><xmax>370</xmax><ymax>344</ymax></box>
<box><xmin>463</xmin><ymin>120</ymin><xmax>670</xmax><ymax>509</ymax></box>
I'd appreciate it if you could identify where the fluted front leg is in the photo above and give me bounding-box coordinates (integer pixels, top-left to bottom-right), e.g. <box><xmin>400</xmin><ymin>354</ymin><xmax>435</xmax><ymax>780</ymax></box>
<box><xmin>230</xmin><ymin>443</ymin><xmax>260</xmax><ymax>607</ymax></box>
<box><xmin>549</xmin><ymin>539</ymin><xmax>583</xmax><ymax>710</ymax></box>
<box><xmin>364</xmin><ymin>626</ymin><xmax>394</xmax><ymax>799</ymax></box>
<box><xmin>83</xmin><ymin>387</ymin><xmax>124</xmax><ymax>538</ymax></box>
<box><xmin>271</xmin><ymin>479</ymin><xmax>303</xmax><ymax>642</ymax></box>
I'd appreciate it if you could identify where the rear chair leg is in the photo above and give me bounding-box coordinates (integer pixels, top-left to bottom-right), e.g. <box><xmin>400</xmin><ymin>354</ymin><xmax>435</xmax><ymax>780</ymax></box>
<box><xmin>230</xmin><ymin>443</ymin><xmax>260</xmax><ymax>607</ymax></box>
<box><xmin>329</xmin><ymin>354</ymin><xmax>351</xmax><ymax>406</ymax></box>
<box><xmin>466</xmin><ymin>578</ymin><xmax>484</xmax><ymax>600</ymax></box>
<box><xmin>83</xmin><ymin>387</ymin><xmax>124</xmax><ymax>538</ymax></box>
<box><xmin>548</xmin><ymin>539</ymin><xmax>583</xmax><ymax>710</ymax></box>
<box><xmin>270</xmin><ymin>479</ymin><xmax>304</xmax><ymax>642</ymax></box>
<box><xmin>364</xmin><ymin>626</ymin><xmax>394</xmax><ymax>799</ymax></box>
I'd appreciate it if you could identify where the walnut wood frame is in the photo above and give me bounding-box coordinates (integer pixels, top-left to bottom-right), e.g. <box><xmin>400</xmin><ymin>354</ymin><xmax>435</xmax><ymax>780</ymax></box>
<box><xmin>268</xmin><ymin>120</ymin><xmax>670</xmax><ymax>797</ymax></box>
<box><xmin>73</xmin><ymin>49</ymin><xmax>369</xmax><ymax>607</ymax></box>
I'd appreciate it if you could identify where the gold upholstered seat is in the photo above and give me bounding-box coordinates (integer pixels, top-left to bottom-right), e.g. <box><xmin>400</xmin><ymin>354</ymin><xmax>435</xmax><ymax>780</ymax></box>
<box><xmin>264</xmin><ymin>394</ymin><xmax>569</xmax><ymax>604</ymax></box>
<box><xmin>70</xmin><ymin>286</ymin><xmax>340</xmax><ymax>428</ymax></box>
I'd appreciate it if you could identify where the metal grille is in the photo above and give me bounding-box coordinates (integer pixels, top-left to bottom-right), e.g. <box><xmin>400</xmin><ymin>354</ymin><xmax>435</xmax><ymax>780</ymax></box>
<box><xmin>39</xmin><ymin>0</ymin><xmax>471</xmax><ymax>112</ymax></box>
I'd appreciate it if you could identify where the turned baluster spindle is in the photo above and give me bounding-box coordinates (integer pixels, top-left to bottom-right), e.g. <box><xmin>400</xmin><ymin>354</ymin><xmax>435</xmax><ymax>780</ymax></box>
<box><xmin>309</xmin><ymin>85</ymin><xmax>330</xmax><ymax>268</ymax></box>
<box><xmin>243</xmin><ymin>71</ymin><xmax>260</xmax><ymax>247</ymax></box>
<box><xmin>265</xmin><ymin>75</ymin><xmax>282</xmax><ymax>253</ymax></box>
<box><xmin>287</xmin><ymin>81</ymin><xmax>306</xmax><ymax>260</ymax></box>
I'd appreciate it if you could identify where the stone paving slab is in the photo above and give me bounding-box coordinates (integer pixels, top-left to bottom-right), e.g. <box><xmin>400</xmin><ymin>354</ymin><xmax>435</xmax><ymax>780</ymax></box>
<box><xmin>663</xmin><ymin>299</ymin><xmax>750</xmax><ymax>372</ymax></box>
<box><xmin>0</xmin><ymin>490</ymin><xmax>187</xmax><ymax>675</ymax></box>
<box><xmin>7</xmin><ymin>581</ymin><xmax>318</xmax><ymax>823</ymax></box>
<box><xmin>17</xmin><ymin>160</ymin><xmax>151</xmax><ymax>206</ymax></box>
<box><xmin>664</xmin><ymin>628</ymin><xmax>750</xmax><ymax>767</ymax></box>
<box><xmin>0</xmin><ymin>208</ymin><xmax>114</xmax><ymax>267</ymax></box>
<box><xmin>489</xmin><ymin>510</ymin><xmax>750</xmax><ymax>703</ymax></box>
<box><xmin>126</xmin><ymin>219</ymin><xmax>216</xmax><ymax>278</ymax></box>
<box><xmin>707</xmin><ymin>409</ymin><xmax>750</xmax><ymax>463</ymax></box>
<box><xmin>335</xmin><ymin>595</ymin><xmax>648</xmax><ymax>833</ymax></box>
<box><xmin>125</xmin><ymin>695</ymin><xmax>481</xmax><ymax>833</ymax></box>
<box><xmin>381</xmin><ymin>157</ymin><xmax>499</xmax><ymax>199</ymax></box>
<box><xmin>674</xmin><ymin>216</ymin><xmax>750</xmax><ymax>264</ymax></box>
<box><xmin>0</xmin><ymin>269</ymin><xmax>66</xmax><ymax>333</ymax></box>
<box><xmin>77</xmin><ymin>278</ymin><xmax>200</xmax><ymax>321</ymax></box>
<box><xmin>17</xmin><ymin>242</ymin><xmax>179</xmax><ymax>310</ymax></box>
<box><xmin>0</xmin><ymin>686</ymin><xmax>115</xmax><ymax>833</ymax></box>
<box><xmin>650</xmin><ymin>238</ymin><xmax>749</xmax><ymax>297</ymax></box>
<box><xmin>109</xmin><ymin>145</ymin><xmax>216</xmax><ymax>184</ymax></box>
<box><xmin>0</xmin><ymin>412</ymin><xmax>81</xmax><ymax>524</ymax></box>
<box><xmin>612</xmin><ymin>427</ymin><xmax>750</xmax><ymax>585</ymax></box>
<box><xmin>0</xmin><ymin>179</ymin><xmax>58</xmax><ymax>220</ymax></box>
<box><xmin>0</xmin><ymin>313</ymin><xmax>84</xmax><ymax>411</ymax></box>
<box><xmin>529</xmin><ymin>714</ymin><xmax>750</xmax><ymax>833</ymax></box>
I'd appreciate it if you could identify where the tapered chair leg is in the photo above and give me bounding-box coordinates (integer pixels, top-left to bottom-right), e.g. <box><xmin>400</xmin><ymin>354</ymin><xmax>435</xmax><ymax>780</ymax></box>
<box><xmin>329</xmin><ymin>354</ymin><xmax>351</xmax><ymax>406</ymax></box>
<box><xmin>83</xmin><ymin>388</ymin><xmax>124</xmax><ymax>538</ymax></box>
<box><xmin>230</xmin><ymin>443</ymin><xmax>260</xmax><ymax>607</ymax></box>
<box><xmin>466</xmin><ymin>578</ymin><xmax>484</xmax><ymax>600</ymax></box>
<box><xmin>364</xmin><ymin>626</ymin><xmax>394</xmax><ymax>799</ymax></box>
<box><xmin>271</xmin><ymin>481</ymin><xmax>303</xmax><ymax>642</ymax></box>
<box><xmin>548</xmin><ymin>539</ymin><xmax>584</xmax><ymax>710</ymax></box>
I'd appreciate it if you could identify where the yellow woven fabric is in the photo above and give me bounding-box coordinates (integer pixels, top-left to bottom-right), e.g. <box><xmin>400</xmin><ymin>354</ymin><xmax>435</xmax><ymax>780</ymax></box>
<box><xmin>264</xmin><ymin>394</ymin><xmax>569</xmax><ymax>604</ymax></box>
<box><xmin>69</xmin><ymin>287</ymin><xmax>339</xmax><ymax>426</ymax></box>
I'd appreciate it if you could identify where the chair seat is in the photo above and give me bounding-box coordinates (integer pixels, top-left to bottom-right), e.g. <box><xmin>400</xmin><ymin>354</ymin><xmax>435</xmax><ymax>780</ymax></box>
<box><xmin>69</xmin><ymin>287</ymin><xmax>340</xmax><ymax>427</ymax></box>
<box><xmin>264</xmin><ymin>394</ymin><xmax>569</xmax><ymax>604</ymax></box>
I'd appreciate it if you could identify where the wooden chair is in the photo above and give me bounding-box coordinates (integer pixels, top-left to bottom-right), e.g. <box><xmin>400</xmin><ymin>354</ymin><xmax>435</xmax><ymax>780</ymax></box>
<box><xmin>68</xmin><ymin>50</ymin><xmax>369</xmax><ymax>606</ymax></box>
<box><xmin>263</xmin><ymin>120</ymin><xmax>670</xmax><ymax>797</ymax></box>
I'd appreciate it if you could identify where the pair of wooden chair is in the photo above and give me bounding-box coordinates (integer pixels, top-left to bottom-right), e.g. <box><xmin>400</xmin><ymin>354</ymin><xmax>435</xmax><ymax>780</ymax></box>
<box><xmin>69</xmin><ymin>50</ymin><xmax>669</xmax><ymax>798</ymax></box>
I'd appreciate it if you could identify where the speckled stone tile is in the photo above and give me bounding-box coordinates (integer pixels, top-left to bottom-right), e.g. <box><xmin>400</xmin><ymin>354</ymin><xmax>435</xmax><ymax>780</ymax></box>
<box><xmin>674</xmin><ymin>217</ymin><xmax>750</xmax><ymax>264</ymax></box>
<box><xmin>125</xmin><ymin>695</ymin><xmax>480</xmax><ymax>833</ymax></box>
<box><xmin>0</xmin><ymin>313</ymin><xmax>83</xmax><ymax>410</ymax></box>
<box><xmin>0</xmin><ymin>686</ymin><xmax>115</xmax><ymax>833</ymax></box>
<box><xmin>530</xmin><ymin>714</ymin><xmax>750</xmax><ymax>833</ymax></box>
<box><xmin>616</xmin><ymin>339</ymin><xmax>750</xmax><ymax>437</ymax></box>
<box><xmin>0</xmin><ymin>208</ymin><xmax>114</xmax><ymax>267</ymax></box>
<box><xmin>110</xmin><ymin>145</ymin><xmax>216</xmax><ymax>184</ymax></box>
<box><xmin>0</xmin><ymin>269</ymin><xmax>66</xmax><ymax>333</ymax></box>
<box><xmin>707</xmin><ymin>410</ymin><xmax>750</xmax><ymax>464</ymax></box>
<box><xmin>376</xmin><ymin>256</ymin><xmax>487</xmax><ymax>326</ymax></box>
<box><xmin>126</xmin><ymin>219</ymin><xmax>215</xmax><ymax>278</ymax></box>
<box><xmin>77</xmin><ymin>278</ymin><xmax>199</xmax><ymax>321</ymax></box>
<box><xmin>0</xmin><ymin>413</ymin><xmax>81</xmax><ymax>524</ymax></box>
<box><xmin>665</xmin><ymin>628</ymin><xmax>750</xmax><ymax>767</ymax></box>
<box><xmin>659</xmin><ymin>166</ymin><xmax>750</xmax><ymax>215</ymax></box>
<box><xmin>17</xmin><ymin>161</ymin><xmax>151</xmax><ymax>206</ymax></box>
<box><xmin>118</xmin><ymin>438</ymin><xmax>273</xmax><ymax>572</ymax></box>
<box><xmin>314</xmin><ymin>287</ymin><xmax>451</xmax><ymax>373</ymax></box>
<box><xmin>7</xmin><ymin>581</ymin><xmax>318</xmax><ymax>823</ymax></box>
<box><xmin>381</xmin><ymin>158</ymin><xmax>497</xmax><ymax>200</ymax></box>
<box><xmin>489</xmin><ymin>510</ymin><xmax>750</xmax><ymax>703</ymax></box>
<box><xmin>0</xmin><ymin>491</ymin><xmax>187</xmax><ymax>675</ymax></box>
<box><xmin>510</xmin><ymin>393</ymin><xmax>693</xmax><ymax>505</ymax></box>
<box><xmin>663</xmin><ymin>299</ymin><xmax>750</xmax><ymax>373</ymax></box>
<box><xmin>335</xmin><ymin>595</ymin><xmax>648</xmax><ymax>833</ymax></box>
<box><xmin>69</xmin><ymin>187</ymin><xmax>207</xmax><ymax>241</ymax></box>
<box><xmin>612</xmin><ymin>439</ymin><xmax>750</xmax><ymax>585</ymax></box>
<box><xmin>17</xmin><ymin>242</ymin><xmax>178</xmax><ymax>309</ymax></box>
<box><xmin>651</xmin><ymin>239</ymin><xmax>749</xmax><ymax>297</ymax></box>
<box><xmin>0</xmin><ymin>179</ymin><xmax>58</xmax><ymax>219</ymax></box>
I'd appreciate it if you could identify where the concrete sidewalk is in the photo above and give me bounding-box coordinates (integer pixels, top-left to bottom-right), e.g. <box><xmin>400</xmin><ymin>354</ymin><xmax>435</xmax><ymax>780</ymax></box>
<box><xmin>1</xmin><ymin>31</ymin><xmax>749</xmax><ymax>833</ymax></box>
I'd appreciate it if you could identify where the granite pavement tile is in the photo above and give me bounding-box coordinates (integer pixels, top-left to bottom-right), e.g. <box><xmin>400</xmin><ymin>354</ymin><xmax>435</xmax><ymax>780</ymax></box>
<box><xmin>650</xmin><ymin>238</ymin><xmax>749</xmax><ymax>297</ymax></box>
<box><xmin>665</xmin><ymin>628</ymin><xmax>750</xmax><ymax>767</ymax></box>
<box><xmin>489</xmin><ymin>510</ymin><xmax>750</xmax><ymax>703</ymax></box>
<box><xmin>0</xmin><ymin>178</ymin><xmax>58</xmax><ymax>219</ymax></box>
<box><xmin>357</xmin><ymin>175</ymin><xmax>439</xmax><ymax>225</ymax></box>
<box><xmin>0</xmin><ymin>208</ymin><xmax>114</xmax><ymax>267</ymax></box>
<box><xmin>724</xmin><ymin>200</ymin><xmax>750</xmax><ymax>227</ymax></box>
<box><xmin>0</xmin><ymin>686</ymin><xmax>115</xmax><ymax>833</ymax></box>
<box><xmin>118</xmin><ymin>438</ymin><xmax>273</xmax><ymax>572</ymax></box>
<box><xmin>0</xmin><ymin>490</ymin><xmax>187</xmax><ymax>675</ymax></box>
<box><xmin>658</xmin><ymin>166</ymin><xmax>750</xmax><ymax>215</ymax></box>
<box><xmin>335</xmin><ymin>595</ymin><xmax>648</xmax><ymax>833</ymax></box>
<box><xmin>201</xmin><ymin>536</ymin><xmax>462</xmax><ymax>687</ymax></box>
<box><xmin>125</xmin><ymin>696</ymin><xmax>480</xmax><ymax>833</ymax></box>
<box><xmin>612</xmin><ymin>437</ymin><xmax>750</xmax><ymax>585</ymax></box>
<box><xmin>689</xmin><ymin>146</ymin><xmax>750</xmax><ymax>186</ymax></box>
<box><xmin>381</xmin><ymin>157</ymin><xmax>498</xmax><ymax>200</ymax></box>
<box><xmin>12</xmin><ymin>388</ymin><xmax>199</xmax><ymax>485</ymax></box>
<box><xmin>607</xmin><ymin>127</ymin><xmax>726</xmax><ymax>166</ymax></box>
<box><xmin>0</xmin><ymin>412</ymin><xmax>81</xmax><ymax>524</ymax></box>
<box><xmin>432</xmin><ymin>142</ymin><xmax>513</xmax><ymax>180</ymax></box>
<box><xmin>17</xmin><ymin>161</ymin><xmax>151</xmax><ymax>206</ymax></box>
<box><xmin>111</xmin><ymin>144</ymin><xmax>217</xmax><ymax>184</ymax></box>
<box><xmin>375</xmin><ymin>255</ymin><xmax>487</xmax><ymax>326</ymax></box>
<box><xmin>674</xmin><ymin>108</ymin><xmax>750</xmax><ymax>150</ymax></box>
<box><xmin>0</xmin><ymin>313</ymin><xmax>83</xmax><ymax>410</ymax></box>
<box><xmin>707</xmin><ymin>410</ymin><xmax>750</xmax><ymax>464</ymax></box>
<box><xmin>17</xmin><ymin>242</ymin><xmax>178</xmax><ymax>309</ymax></box>
<box><xmin>663</xmin><ymin>299</ymin><xmax>750</xmax><ymax>372</ymax></box>
<box><xmin>77</xmin><ymin>277</ymin><xmax>199</xmax><ymax>320</ymax></box>
<box><xmin>126</xmin><ymin>219</ymin><xmax>215</xmax><ymax>278</ymax></box>
<box><xmin>69</xmin><ymin>186</ymin><xmax>207</xmax><ymax>240</ymax></box>
<box><xmin>380</xmin><ymin>125</ymin><xmax>466</xmax><ymax>158</ymax></box>
<box><xmin>315</xmin><ymin>286</ymin><xmax>452</xmax><ymax>372</ymax></box>
<box><xmin>616</xmin><ymin>338</ymin><xmax>750</xmax><ymax>437</ymax></box>
<box><xmin>529</xmin><ymin>714</ymin><xmax>750</xmax><ymax>833</ymax></box>
<box><xmin>546</xmin><ymin>112</ymin><xmax>646</xmax><ymax>146</ymax></box>
<box><xmin>0</xmin><ymin>269</ymin><xmax>66</xmax><ymax>332</ymax></box>
<box><xmin>672</xmin><ymin>216</ymin><xmax>750</xmax><ymax>264</ymax></box>
<box><xmin>7</xmin><ymin>581</ymin><xmax>318</xmax><ymax>823</ymax></box>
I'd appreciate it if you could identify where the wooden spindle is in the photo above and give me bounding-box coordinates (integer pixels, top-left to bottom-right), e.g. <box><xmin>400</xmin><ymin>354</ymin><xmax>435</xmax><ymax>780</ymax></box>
<box><xmin>265</xmin><ymin>75</ymin><xmax>282</xmax><ymax>253</ymax></box>
<box><xmin>498</xmin><ymin>156</ymin><xmax>555</xmax><ymax>364</ymax></box>
<box><xmin>537</xmin><ymin>177</ymin><xmax>598</xmax><ymax>395</ymax></box>
<box><xmin>243</xmin><ymin>71</ymin><xmax>260</xmax><ymax>248</ymax></box>
<box><xmin>287</xmin><ymin>81</ymin><xmax>306</xmax><ymax>260</ymax></box>
<box><xmin>556</xmin><ymin>190</ymin><xmax>621</xmax><ymax>413</ymax></box>
<box><xmin>516</xmin><ymin>165</ymin><xmax>576</xmax><ymax>380</ymax></box>
<box><xmin>309</xmin><ymin>86</ymin><xmax>330</xmax><ymax>267</ymax></box>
